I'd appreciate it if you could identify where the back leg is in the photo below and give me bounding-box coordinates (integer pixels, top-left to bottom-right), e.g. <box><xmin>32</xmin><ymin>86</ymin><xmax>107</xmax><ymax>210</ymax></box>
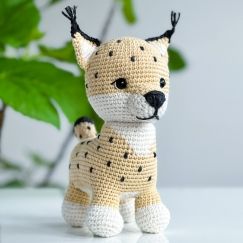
<box><xmin>120</xmin><ymin>198</ymin><xmax>135</xmax><ymax>223</ymax></box>
<box><xmin>62</xmin><ymin>184</ymin><xmax>90</xmax><ymax>227</ymax></box>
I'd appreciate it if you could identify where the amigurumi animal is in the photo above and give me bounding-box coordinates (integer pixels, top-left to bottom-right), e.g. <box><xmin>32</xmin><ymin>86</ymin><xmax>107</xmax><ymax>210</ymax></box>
<box><xmin>61</xmin><ymin>6</ymin><xmax>180</xmax><ymax>237</ymax></box>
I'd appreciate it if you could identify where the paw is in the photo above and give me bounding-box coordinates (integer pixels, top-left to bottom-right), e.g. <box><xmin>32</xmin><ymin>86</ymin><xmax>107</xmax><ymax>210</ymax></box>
<box><xmin>86</xmin><ymin>205</ymin><xmax>123</xmax><ymax>237</ymax></box>
<box><xmin>62</xmin><ymin>200</ymin><xmax>87</xmax><ymax>227</ymax></box>
<box><xmin>135</xmin><ymin>204</ymin><xmax>170</xmax><ymax>233</ymax></box>
<box><xmin>120</xmin><ymin>199</ymin><xmax>135</xmax><ymax>223</ymax></box>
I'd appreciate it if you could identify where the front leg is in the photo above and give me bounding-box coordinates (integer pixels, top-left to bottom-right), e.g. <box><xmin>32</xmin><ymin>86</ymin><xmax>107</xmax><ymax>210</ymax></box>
<box><xmin>135</xmin><ymin>189</ymin><xmax>170</xmax><ymax>233</ymax></box>
<box><xmin>86</xmin><ymin>189</ymin><xmax>123</xmax><ymax>237</ymax></box>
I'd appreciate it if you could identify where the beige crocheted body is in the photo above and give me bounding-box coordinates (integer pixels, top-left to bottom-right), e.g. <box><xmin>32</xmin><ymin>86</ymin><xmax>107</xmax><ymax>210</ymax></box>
<box><xmin>61</xmin><ymin>7</ymin><xmax>180</xmax><ymax>236</ymax></box>
<box><xmin>68</xmin><ymin>122</ymin><xmax>159</xmax><ymax>208</ymax></box>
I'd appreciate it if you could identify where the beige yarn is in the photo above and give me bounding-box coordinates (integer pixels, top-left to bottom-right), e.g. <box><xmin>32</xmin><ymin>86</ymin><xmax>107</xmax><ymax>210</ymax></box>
<box><xmin>69</xmin><ymin>124</ymin><xmax>157</xmax><ymax>207</ymax></box>
<box><xmin>61</xmin><ymin>6</ymin><xmax>180</xmax><ymax>236</ymax></box>
<box><xmin>63</xmin><ymin>26</ymin><xmax>173</xmax><ymax>238</ymax></box>
<box><xmin>73</xmin><ymin>121</ymin><xmax>97</xmax><ymax>140</ymax></box>
<box><xmin>64</xmin><ymin>183</ymin><xmax>90</xmax><ymax>206</ymax></box>
<box><xmin>85</xmin><ymin>36</ymin><xmax>170</xmax><ymax>97</ymax></box>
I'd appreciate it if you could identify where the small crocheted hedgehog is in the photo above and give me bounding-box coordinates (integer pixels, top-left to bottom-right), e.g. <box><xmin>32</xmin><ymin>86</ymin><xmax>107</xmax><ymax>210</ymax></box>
<box><xmin>62</xmin><ymin>6</ymin><xmax>180</xmax><ymax>237</ymax></box>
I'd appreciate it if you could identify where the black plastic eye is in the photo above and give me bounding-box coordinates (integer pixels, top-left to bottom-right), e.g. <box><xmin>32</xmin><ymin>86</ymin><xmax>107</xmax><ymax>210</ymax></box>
<box><xmin>112</xmin><ymin>78</ymin><xmax>127</xmax><ymax>89</ymax></box>
<box><xmin>160</xmin><ymin>78</ymin><xmax>166</xmax><ymax>88</ymax></box>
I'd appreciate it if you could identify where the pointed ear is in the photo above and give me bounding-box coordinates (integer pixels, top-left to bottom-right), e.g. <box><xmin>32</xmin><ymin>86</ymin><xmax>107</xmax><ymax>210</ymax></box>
<box><xmin>145</xmin><ymin>11</ymin><xmax>180</xmax><ymax>56</ymax></box>
<box><xmin>62</xmin><ymin>6</ymin><xmax>101</xmax><ymax>70</ymax></box>
<box><xmin>72</xmin><ymin>32</ymin><xmax>100</xmax><ymax>70</ymax></box>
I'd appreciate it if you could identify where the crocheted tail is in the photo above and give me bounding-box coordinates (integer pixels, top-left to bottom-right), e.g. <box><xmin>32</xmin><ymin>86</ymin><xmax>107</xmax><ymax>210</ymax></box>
<box><xmin>73</xmin><ymin>116</ymin><xmax>97</xmax><ymax>141</ymax></box>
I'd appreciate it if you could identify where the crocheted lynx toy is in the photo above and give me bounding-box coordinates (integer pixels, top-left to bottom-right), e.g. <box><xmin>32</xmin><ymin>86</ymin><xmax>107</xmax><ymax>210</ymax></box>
<box><xmin>62</xmin><ymin>6</ymin><xmax>180</xmax><ymax>237</ymax></box>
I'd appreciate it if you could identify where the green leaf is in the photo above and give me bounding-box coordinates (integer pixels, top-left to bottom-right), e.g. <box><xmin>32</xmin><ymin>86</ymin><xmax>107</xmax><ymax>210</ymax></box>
<box><xmin>48</xmin><ymin>0</ymin><xmax>63</xmax><ymax>6</ymax></box>
<box><xmin>92</xmin><ymin>112</ymin><xmax>103</xmax><ymax>132</ymax></box>
<box><xmin>40</xmin><ymin>182</ymin><xmax>64</xmax><ymax>189</ymax></box>
<box><xmin>0</xmin><ymin>57</ymin><xmax>103</xmax><ymax>128</ymax></box>
<box><xmin>0</xmin><ymin>44</ymin><xmax>5</xmax><ymax>54</ymax></box>
<box><xmin>0</xmin><ymin>158</ymin><xmax>23</xmax><ymax>171</ymax></box>
<box><xmin>168</xmin><ymin>47</ymin><xmax>186</xmax><ymax>72</ymax></box>
<box><xmin>39</xmin><ymin>41</ymin><xmax>76</xmax><ymax>63</ymax></box>
<box><xmin>0</xmin><ymin>72</ymin><xmax>60</xmax><ymax>128</ymax></box>
<box><xmin>0</xmin><ymin>179</ymin><xmax>26</xmax><ymax>188</ymax></box>
<box><xmin>118</xmin><ymin>0</ymin><xmax>137</xmax><ymax>24</ymax></box>
<box><xmin>38</xmin><ymin>42</ymin><xmax>104</xmax><ymax>130</ymax></box>
<box><xmin>0</xmin><ymin>0</ymin><xmax>42</xmax><ymax>48</ymax></box>
<box><xmin>28</xmin><ymin>152</ymin><xmax>52</xmax><ymax>168</ymax></box>
<box><xmin>28</xmin><ymin>27</ymin><xmax>44</xmax><ymax>41</ymax></box>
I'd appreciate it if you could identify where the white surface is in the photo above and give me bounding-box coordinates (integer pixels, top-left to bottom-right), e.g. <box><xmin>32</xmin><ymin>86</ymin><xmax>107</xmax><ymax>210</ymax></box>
<box><xmin>0</xmin><ymin>188</ymin><xmax>243</xmax><ymax>243</ymax></box>
<box><xmin>2</xmin><ymin>0</ymin><xmax>243</xmax><ymax>188</ymax></box>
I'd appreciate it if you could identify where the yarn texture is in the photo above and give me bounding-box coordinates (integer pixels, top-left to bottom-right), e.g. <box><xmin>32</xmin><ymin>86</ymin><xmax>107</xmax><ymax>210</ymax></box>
<box><xmin>61</xmin><ymin>6</ymin><xmax>180</xmax><ymax>237</ymax></box>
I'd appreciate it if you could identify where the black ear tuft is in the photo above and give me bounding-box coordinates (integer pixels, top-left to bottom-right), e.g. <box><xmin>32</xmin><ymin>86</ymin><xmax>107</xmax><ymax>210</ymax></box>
<box><xmin>171</xmin><ymin>11</ymin><xmax>180</xmax><ymax>28</ymax></box>
<box><xmin>162</xmin><ymin>11</ymin><xmax>180</xmax><ymax>42</ymax></box>
<box><xmin>62</xmin><ymin>6</ymin><xmax>101</xmax><ymax>46</ymax></box>
<box><xmin>145</xmin><ymin>11</ymin><xmax>181</xmax><ymax>43</ymax></box>
<box><xmin>62</xmin><ymin>6</ymin><xmax>80</xmax><ymax>37</ymax></box>
<box><xmin>62</xmin><ymin>6</ymin><xmax>77</xmax><ymax>22</ymax></box>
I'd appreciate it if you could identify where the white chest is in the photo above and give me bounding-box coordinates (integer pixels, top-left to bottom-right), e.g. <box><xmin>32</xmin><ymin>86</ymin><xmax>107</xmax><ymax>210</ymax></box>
<box><xmin>109</xmin><ymin>122</ymin><xmax>156</xmax><ymax>156</ymax></box>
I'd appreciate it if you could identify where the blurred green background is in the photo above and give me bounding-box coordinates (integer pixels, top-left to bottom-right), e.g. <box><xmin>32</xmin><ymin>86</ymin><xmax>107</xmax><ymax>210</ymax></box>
<box><xmin>0</xmin><ymin>0</ymin><xmax>186</xmax><ymax>188</ymax></box>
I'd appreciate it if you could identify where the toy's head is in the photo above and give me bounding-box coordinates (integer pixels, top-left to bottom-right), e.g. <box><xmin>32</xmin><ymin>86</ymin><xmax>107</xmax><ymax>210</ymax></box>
<box><xmin>63</xmin><ymin>7</ymin><xmax>180</xmax><ymax>123</ymax></box>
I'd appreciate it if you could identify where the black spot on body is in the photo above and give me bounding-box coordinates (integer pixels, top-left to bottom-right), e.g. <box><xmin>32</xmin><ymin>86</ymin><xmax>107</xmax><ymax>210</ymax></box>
<box><xmin>95</xmin><ymin>72</ymin><xmax>98</xmax><ymax>78</ymax></box>
<box><xmin>153</xmin><ymin>152</ymin><xmax>157</xmax><ymax>158</ymax></box>
<box><xmin>95</xmin><ymin>51</ymin><xmax>98</xmax><ymax>55</ymax></box>
<box><xmin>85</xmin><ymin>84</ymin><xmax>88</xmax><ymax>89</ymax></box>
<box><xmin>120</xmin><ymin>176</ymin><xmax>125</xmax><ymax>182</ymax></box>
<box><xmin>107</xmin><ymin>161</ymin><xmax>112</xmax><ymax>167</ymax></box>
<box><xmin>109</xmin><ymin>51</ymin><xmax>113</xmax><ymax>56</ymax></box>
<box><xmin>85</xmin><ymin>152</ymin><xmax>88</xmax><ymax>158</ymax></box>
<box><xmin>148</xmin><ymin>176</ymin><xmax>152</xmax><ymax>181</ymax></box>
<box><xmin>117</xmin><ymin>39</ymin><xmax>121</xmax><ymax>43</ymax></box>
<box><xmin>69</xmin><ymin>164</ymin><xmax>71</xmax><ymax>169</ymax></box>
<box><xmin>124</xmin><ymin>152</ymin><xmax>128</xmax><ymax>159</ymax></box>
<box><xmin>109</xmin><ymin>137</ymin><xmax>113</xmax><ymax>143</ymax></box>
<box><xmin>79</xmin><ymin>135</ymin><xmax>82</xmax><ymax>139</ymax></box>
<box><xmin>87</xmin><ymin>126</ymin><xmax>91</xmax><ymax>130</ymax></box>
<box><xmin>140</xmin><ymin>46</ymin><xmax>144</xmax><ymax>51</ymax></box>
<box><xmin>76</xmin><ymin>152</ymin><xmax>79</xmax><ymax>157</ymax></box>
<box><xmin>80</xmin><ymin>141</ymin><xmax>85</xmax><ymax>145</ymax></box>
<box><xmin>87</xmin><ymin>140</ymin><xmax>91</xmax><ymax>144</ymax></box>
<box><xmin>97</xmin><ymin>146</ymin><xmax>101</xmax><ymax>151</ymax></box>
<box><xmin>77</xmin><ymin>163</ymin><xmax>80</xmax><ymax>169</ymax></box>
<box><xmin>131</xmin><ymin>56</ymin><xmax>135</xmax><ymax>62</ymax></box>
<box><xmin>97</xmin><ymin>134</ymin><xmax>100</xmax><ymax>139</ymax></box>
<box><xmin>138</xmin><ymin>166</ymin><xmax>142</xmax><ymax>172</ymax></box>
<box><xmin>90</xmin><ymin>167</ymin><xmax>93</xmax><ymax>173</ymax></box>
<box><xmin>153</xmin><ymin>56</ymin><xmax>157</xmax><ymax>62</ymax></box>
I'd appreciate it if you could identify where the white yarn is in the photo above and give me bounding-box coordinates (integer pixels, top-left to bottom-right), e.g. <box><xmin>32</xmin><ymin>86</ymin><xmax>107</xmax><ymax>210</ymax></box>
<box><xmin>89</xmin><ymin>93</ymin><xmax>167</xmax><ymax>123</ymax></box>
<box><xmin>119</xmin><ymin>198</ymin><xmax>135</xmax><ymax>223</ymax></box>
<box><xmin>86</xmin><ymin>205</ymin><xmax>123</xmax><ymax>237</ymax></box>
<box><xmin>109</xmin><ymin>122</ymin><xmax>156</xmax><ymax>156</ymax></box>
<box><xmin>89</xmin><ymin>93</ymin><xmax>135</xmax><ymax>122</ymax></box>
<box><xmin>62</xmin><ymin>200</ymin><xmax>87</xmax><ymax>227</ymax></box>
<box><xmin>135</xmin><ymin>203</ymin><xmax>170</xmax><ymax>233</ymax></box>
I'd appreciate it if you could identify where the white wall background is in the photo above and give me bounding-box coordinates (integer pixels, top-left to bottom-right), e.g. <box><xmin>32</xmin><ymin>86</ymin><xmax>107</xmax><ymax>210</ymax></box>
<box><xmin>2</xmin><ymin>0</ymin><xmax>243</xmax><ymax>187</ymax></box>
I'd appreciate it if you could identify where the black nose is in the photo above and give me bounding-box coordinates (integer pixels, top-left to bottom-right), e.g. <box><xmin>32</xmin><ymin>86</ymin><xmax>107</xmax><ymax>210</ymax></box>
<box><xmin>144</xmin><ymin>91</ymin><xmax>166</xmax><ymax>109</ymax></box>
